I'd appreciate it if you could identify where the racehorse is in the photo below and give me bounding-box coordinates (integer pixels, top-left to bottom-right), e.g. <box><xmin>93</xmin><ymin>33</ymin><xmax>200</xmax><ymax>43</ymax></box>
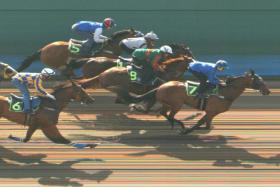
<box><xmin>129</xmin><ymin>70</ymin><xmax>271</xmax><ymax>134</ymax></box>
<box><xmin>78</xmin><ymin>55</ymin><xmax>193</xmax><ymax>104</ymax></box>
<box><xmin>61</xmin><ymin>43</ymin><xmax>193</xmax><ymax>78</ymax></box>
<box><xmin>17</xmin><ymin>28</ymin><xmax>140</xmax><ymax>72</ymax></box>
<box><xmin>4</xmin><ymin>81</ymin><xmax>96</xmax><ymax>148</ymax></box>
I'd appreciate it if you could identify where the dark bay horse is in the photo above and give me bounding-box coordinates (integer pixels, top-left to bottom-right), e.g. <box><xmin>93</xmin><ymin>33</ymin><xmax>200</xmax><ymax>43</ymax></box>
<box><xmin>61</xmin><ymin>43</ymin><xmax>193</xmax><ymax>78</ymax></box>
<box><xmin>79</xmin><ymin>55</ymin><xmax>193</xmax><ymax>104</ymax></box>
<box><xmin>130</xmin><ymin>70</ymin><xmax>271</xmax><ymax>134</ymax></box>
<box><xmin>17</xmin><ymin>28</ymin><xmax>140</xmax><ymax>72</ymax></box>
<box><xmin>4</xmin><ymin>81</ymin><xmax>96</xmax><ymax>148</ymax></box>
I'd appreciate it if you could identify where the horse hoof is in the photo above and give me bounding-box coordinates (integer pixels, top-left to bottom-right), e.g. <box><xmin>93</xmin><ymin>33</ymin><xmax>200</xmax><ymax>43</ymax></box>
<box><xmin>178</xmin><ymin>128</ymin><xmax>193</xmax><ymax>135</ymax></box>
<box><xmin>88</xmin><ymin>143</ymin><xmax>98</xmax><ymax>149</ymax></box>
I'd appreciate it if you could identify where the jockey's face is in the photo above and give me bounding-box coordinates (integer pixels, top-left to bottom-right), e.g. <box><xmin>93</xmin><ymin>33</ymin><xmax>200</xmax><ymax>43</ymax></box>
<box><xmin>41</xmin><ymin>74</ymin><xmax>50</xmax><ymax>80</ymax></box>
<box><xmin>217</xmin><ymin>66</ymin><xmax>225</xmax><ymax>71</ymax></box>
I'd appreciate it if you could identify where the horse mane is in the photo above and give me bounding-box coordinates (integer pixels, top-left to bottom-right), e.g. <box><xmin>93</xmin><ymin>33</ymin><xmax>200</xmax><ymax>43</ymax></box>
<box><xmin>52</xmin><ymin>81</ymin><xmax>72</xmax><ymax>94</ymax></box>
<box><xmin>111</xmin><ymin>29</ymin><xmax>133</xmax><ymax>39</ymax></box>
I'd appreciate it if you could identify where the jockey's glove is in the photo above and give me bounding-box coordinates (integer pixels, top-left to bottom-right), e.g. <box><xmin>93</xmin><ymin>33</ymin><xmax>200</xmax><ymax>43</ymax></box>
<box><xmin>46</xmin><ymin>94</ymin><xmax>56</xmax><ymax>100</ymax></box>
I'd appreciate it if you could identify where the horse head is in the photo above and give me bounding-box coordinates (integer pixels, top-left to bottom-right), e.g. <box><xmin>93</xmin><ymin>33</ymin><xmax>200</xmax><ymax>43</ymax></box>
<box><xmin>169</xmin><ymin>43</ymin><xmax>195</xmax><ymax>59</ymax></box>
<box><xmin>159</xmin><ymin>56</ymin><xmax>192</xmax><ymax>80</ymax></box>
<box><xmin>0</xmin><ymin>62</ymin><xmax>17</xmax><ymax>80</ymax></box>
<box><xmin>69</xmin><ymin>80</ymin><xmax>95</xmax><ymax>104</ymax></box>
<box><xmin>225</xmin><ymin>70</ymin><xmax>271</xmax><ymax>96</ymax></box>
<box><xmin>53</xmin><ymin>80</ymin><xmax>95</xmax><ymax>104</ymax></box>
<box><xmin>110</xmin><ymin>28</ymin><xmax>140</xmax><ymax>42</ymax></box>
<box><xmin>245</xmin><ymin>69</ymin><xmax>271</xmax><ymax>95</ymax></box>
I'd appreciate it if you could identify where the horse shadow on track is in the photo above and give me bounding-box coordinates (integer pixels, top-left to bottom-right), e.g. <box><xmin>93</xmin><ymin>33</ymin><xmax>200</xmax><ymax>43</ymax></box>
<box><xmin>0</xmin><ymin>145</ymin><xmax>112</xmax><ymax>186</ymax></box>
<box><xmin>71</xmin><ymin>112</ymin><xmax>280</xmax><ymax>168</ymax></box>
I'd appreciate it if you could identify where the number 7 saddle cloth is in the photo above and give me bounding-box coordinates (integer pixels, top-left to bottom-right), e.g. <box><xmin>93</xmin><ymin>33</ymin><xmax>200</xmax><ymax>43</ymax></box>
<box><xmin>184</xmin><ymin>81</ymin><xmax>219</xmax><ymax>96</ymax></box>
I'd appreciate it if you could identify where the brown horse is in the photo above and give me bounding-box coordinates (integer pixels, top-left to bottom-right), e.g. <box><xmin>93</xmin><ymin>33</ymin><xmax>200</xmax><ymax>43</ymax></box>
<box><xmin>78</xmin><ymin>55</ymin><xmax>193</xmax><ymax>104</ymax></box>
<box><xmin>61</xmin><ymin>43</ymin><xmax>193</xmax><ymax>78</ymax></box>
<box><xmin>17</xmin><ymin>28</ymin><xmax>140</xmax><ymax>72</ymax></box>
<box><xmin>5</xmin><ymin>81</ymin><xmax>96</xmax><ymax>148</ymax></box>
<box><xmin>130</xmin><ymin>70</ymin><xmax>271</xmax><ymax>134</ymax></box>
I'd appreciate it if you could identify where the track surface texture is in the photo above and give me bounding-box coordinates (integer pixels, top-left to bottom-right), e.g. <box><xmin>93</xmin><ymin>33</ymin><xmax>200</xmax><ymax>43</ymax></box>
<box><xmin>0</xmin><ymin>88</ymin><xmax>279</xmax><ymax>187</ymax></box>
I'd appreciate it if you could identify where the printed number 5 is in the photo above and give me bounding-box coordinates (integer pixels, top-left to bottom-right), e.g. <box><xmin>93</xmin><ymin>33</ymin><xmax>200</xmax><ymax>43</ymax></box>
<box><xmin>69</xmin><ymin>44</ymin><xmax>80</xmax><ymax>53</ymax></box>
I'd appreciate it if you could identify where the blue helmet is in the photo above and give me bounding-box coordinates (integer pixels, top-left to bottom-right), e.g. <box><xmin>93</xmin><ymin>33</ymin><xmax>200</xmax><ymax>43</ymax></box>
<box><xmin>215</xmin><ymin>60</ymin><xmax>228</xmax><ymax>71</ymax></box>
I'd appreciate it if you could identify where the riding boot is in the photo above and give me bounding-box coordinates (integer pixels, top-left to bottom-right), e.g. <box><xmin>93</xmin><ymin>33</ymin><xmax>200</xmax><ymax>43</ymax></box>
<box><xmin>196</xmin><ymin>82</ymin><xmax>208</xmax><ymax>99</ymax></box>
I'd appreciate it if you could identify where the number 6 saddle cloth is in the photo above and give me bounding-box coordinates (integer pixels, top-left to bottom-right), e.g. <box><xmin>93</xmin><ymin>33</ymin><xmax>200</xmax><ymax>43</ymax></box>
<box><xmin>8</xmin><ymin>94</ymin><xmax>41</xmax><ymax>113</ymax></box>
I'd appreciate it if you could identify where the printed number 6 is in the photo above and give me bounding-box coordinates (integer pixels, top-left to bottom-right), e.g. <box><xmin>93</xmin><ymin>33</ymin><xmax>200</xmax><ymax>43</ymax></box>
<box><xmin>12</xmin><ymin>102</ymin><xmax>22</xmax><ymax>111</ymax></box>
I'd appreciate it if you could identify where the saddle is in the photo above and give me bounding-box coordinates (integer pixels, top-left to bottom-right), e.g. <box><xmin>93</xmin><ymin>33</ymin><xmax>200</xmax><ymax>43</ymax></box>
<box><xmin>115</xmin><ymin>57</ymin><xmax>133</xmax><ymax>68</ymax></box>
<box><xmin>8</xmin><ymin>94</ymin><xmax>41</xmax><ymax>113</ymax></box>
<box><xmin>68</xmin><ymin>39</ymin><xmax>99</xmax><ymax>57</ymax></box>
<box><xmin>184</xmin><ymin>81</ymin><xmax>219</xmax><ymax>97</ymax></box>
<box><xmin>126</xmin><ymin>65</ymin><xmax>159</xmax><ymax>86</ymax></box>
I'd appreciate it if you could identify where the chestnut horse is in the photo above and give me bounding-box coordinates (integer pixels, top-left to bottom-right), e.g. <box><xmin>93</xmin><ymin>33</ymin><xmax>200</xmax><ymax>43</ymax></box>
<box><xmin>61</xmin><ymin>43</ymin><xmax>193</xmax><ymax>78</ymax></box>
<box><xmin>130</xmin><ymin>70</ymin><xmax>271</xmax><ymax>134</ymax></box>
<box><xmin>79</xmin><ymin>55</ymin><xmax>193</xmax><ymax>104</ymax></box>
<box><xmin>17</xmin><ymin>28</ymin><xmax>140</xmax><ymax>72</ymax></box>
<box><xmin>5</xmin><ymin>81</ymin><xmax>96</xmax><ymax>148</ymax></box>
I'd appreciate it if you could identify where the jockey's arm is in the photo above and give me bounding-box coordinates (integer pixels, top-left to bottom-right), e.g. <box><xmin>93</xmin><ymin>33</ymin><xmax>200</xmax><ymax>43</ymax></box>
<box><xmin>207</xmin><ymin>72</ymin><xmax>220</xmax><ymax>86</ymax></box>
<box><xmin>151</xmin><ymin>55</ymin><xmax>162</xmax><ymax>71</ymax></box>
<box><xmin>34</xmin><ymin>77</ymin><xmax>49</xmax><ymax>96</ymax></box>
<box><xmin>93</xmin><ymin>28</ymin><xmax>108</xmax><ymax>43</ymax></box>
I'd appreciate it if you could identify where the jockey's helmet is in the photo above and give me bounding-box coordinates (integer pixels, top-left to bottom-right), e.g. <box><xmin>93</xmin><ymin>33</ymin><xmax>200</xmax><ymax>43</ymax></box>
<box><xmin>215</xmin><ymin>60</ymin><xmax>228</xmax><ymax>71</ymax></box>
<box><xmin>144</xmin><ymin>31</ymin><xmax>159</xmax><ymax>40</ymax></box>
<box><xmin>103</xmin><ymin>18</ymin><xmax>116</xmax><ymax>29</ymax></box>
<box><xmin>160</xmin><ymin>45</ymin><xmax>173</xmax><ymax>55</ymax></box>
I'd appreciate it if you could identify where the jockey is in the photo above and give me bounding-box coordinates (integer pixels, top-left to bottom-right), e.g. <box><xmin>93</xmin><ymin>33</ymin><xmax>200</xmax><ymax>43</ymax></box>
<box><xmin>131</xmin><ymin>45</ymin><xmax>173</xmax><ymax>83</ymax></box>
<box><xmin>71</xmin><ymin>18</ymin><xmax>116</xmax><ymax>52</ymax></box>
<box><xmin>119</xmin><ymin>31</ymin><xmax>159</xmax><ymax>54</ymax></box>
<box><xmin>188</xmin><ymin>60</ymin><xmax>228</xmax><ymax>98</ymax></box>
<box><xmin>0</xmin><ymin>62</ymin><xmax>17</xmax><ymax>80</ymax></box>
<box><xmin>11</xmin><ymin>68</ymin><xmax>56</xmax><ymax>114</ymax></box>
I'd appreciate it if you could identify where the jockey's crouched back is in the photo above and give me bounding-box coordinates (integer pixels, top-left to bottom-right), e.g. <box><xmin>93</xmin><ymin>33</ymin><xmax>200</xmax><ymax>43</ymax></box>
<box><xmin>11</xmin><ymin>68</ymin><xmax>56</xmax><ymax>114</ymax></box>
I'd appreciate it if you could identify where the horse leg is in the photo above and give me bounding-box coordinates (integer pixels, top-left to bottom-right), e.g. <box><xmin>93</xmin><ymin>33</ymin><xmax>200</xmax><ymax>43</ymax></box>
<box><xmin>167</xmin><ymin>104</ymin><xmax>184</xmax><ymax>130</ymax></box>
<box><xmin>41</xmin><ymin>124</ymin><xmax>97</xmax><ymax>149</ymax></box>
<box><xmin>9</xmin><ymin>124</ymin><xmax>38</xmax><ymax>143</ymax></box>
<box><xmin>181</xmin><ymin>114</ymin><xmax>208</xmax><ymax>134</ymax></box>
<box><xmin>23</xmin><ymin>124</ymin><xmax>38</xmax><ymax>142</ymax></box>
<box><xmin>205</xmin><ymin>113</ymin><xmax>217</xmax><ymax>130</ymax></box>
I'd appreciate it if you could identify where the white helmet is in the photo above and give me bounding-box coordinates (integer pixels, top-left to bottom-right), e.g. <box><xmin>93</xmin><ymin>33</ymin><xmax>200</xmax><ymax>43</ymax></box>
<box><xmin>160</xmin><ymin>45</ymin><xmax>173</xmax><ymax>54</ymax></box>
<box><xmin>144</xmin><ymin>31</ymin><xmax>159</xmax><ymax>40</ymax></box>
<box><xmin>41</xmin><ymin>68</ymin><xmax>55</xmax><ymax>76</ymax></box>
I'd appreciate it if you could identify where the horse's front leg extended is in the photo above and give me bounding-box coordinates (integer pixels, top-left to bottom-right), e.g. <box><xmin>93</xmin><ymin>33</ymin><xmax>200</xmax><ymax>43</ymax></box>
<box><xmin>41</xmin><ymin>124</ymin><xmax>97</xmax><ymax>149</ymax></box>
<box><xmin>181</xmin><ymin>114</ymin><xmax>208</xmax><ymax>134</ymax></box>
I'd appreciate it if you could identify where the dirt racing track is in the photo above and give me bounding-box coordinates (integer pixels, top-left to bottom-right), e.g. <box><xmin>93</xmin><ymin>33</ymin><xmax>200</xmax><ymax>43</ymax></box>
<box><xmin>0</xmin><ymin>89</ymin><xmax>280</xmax><ymax>187</ymax></box>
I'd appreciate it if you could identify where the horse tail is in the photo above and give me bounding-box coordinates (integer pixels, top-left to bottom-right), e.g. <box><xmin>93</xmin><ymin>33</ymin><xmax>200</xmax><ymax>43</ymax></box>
<box><xmin>17</xmin><ymin>50</ymin><xmax>41</xmax><ymax>72</ymax></box>
<box><xmin>79</xmin><ymin>75</ymin><xmax>100</xmax><ymax>89</ymax></box>
<box><xmin>131</xmin><ymin>87</ymin><xmax>158</xmax><ymax>103</ymax></box>
<box><xmin>41</xmin><ymin>125</ymin><xmax>71</xmax><ymax>144</ymax></box>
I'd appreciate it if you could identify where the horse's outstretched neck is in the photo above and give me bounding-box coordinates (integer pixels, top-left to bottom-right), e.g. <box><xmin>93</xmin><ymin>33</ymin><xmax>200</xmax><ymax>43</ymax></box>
<box><xmin>17</xmin><ymin>50</ymin><xmax>41</xmax><ymax>72</ymax></box>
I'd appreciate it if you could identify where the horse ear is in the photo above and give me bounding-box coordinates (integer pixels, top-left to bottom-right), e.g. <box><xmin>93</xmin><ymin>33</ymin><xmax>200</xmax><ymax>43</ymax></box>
<box><xmin>249</xmin><ymin>69</ymin><xmax>255</xmax><ymax>76</ymax></box>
